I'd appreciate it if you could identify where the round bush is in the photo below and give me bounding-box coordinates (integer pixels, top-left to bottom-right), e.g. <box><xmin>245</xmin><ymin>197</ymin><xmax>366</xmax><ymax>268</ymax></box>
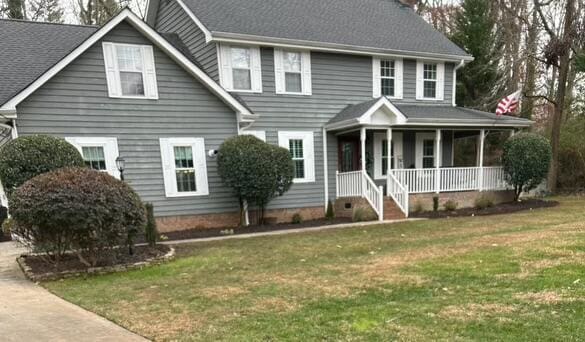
<box><xmin>10</xmin><ymin>167</ymin><xmax>145</xmax><ymax>265</ymax></box>
<box><xmin>502</xmin><ymin>133</ymin><xmax>552</xmax><ymax>200</ymax></box>
<box><xmin>0</xmin><ymin>135</ymin><xmax>84</xmax><ymax>196</ymax></box>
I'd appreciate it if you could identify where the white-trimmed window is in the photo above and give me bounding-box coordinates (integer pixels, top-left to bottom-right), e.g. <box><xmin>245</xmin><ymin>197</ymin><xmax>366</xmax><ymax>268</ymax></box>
<box><xmin>239</xmin><ymin>130</ymin><xmax>266</xmax><ymax>142</ymax></box>
<box><xmin>65</xmin><ymin>137</ymin><xmax>120</xmax><ymax>178</ymax></box>
<box><xmin>278</xmin><ymin>131</ymin><xmax>315</xmax><ymax>183</ymax></box>
<box><xmin>274</xmin><ymin>49</ymin><xmax>312</xmax><ymax>95</ymax></box>
<box><xmin>159</xmin><ymin>138</ymin><xmax>209</xmax><ymax>197</ymax></box>
<box><xmin>373</xmin><ymin>57</ymin><xmax>403</xmax><ymax>99</ymax></box>
<box><xmin>102</xmin><ymin>42</ymin><xmax>158</xmax><ymax>99</ymax></box>
<box><xmin>415</xmin><ymin>133</ymin><xmax>437</xmax><ymax>169</ymax></box>
<box><xmin>416</xmin><ymin>60</ymin><xmax>444</xmax><ymax>100</ymax></box>
<box><xmin>219</xmin><ymin>44</ymin><xmax>262</xmax><ymax>93</ymax></box>
<box><xmin>373</xmin><ymin>132</ymin><xmax>403</xmax><ymax>179</ymax></box>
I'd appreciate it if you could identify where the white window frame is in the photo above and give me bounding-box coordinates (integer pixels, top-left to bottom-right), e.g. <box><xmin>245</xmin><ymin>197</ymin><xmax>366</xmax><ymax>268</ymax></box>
<box><xmin>218</xmin><ymin>43</ymin><xmax>262</xmax><ymax>93</ymax></box>
<box><xmin>65</xmin><ymin>137</ymin><xmax>120</xmax><ymax>178</ymax></box>
<box><xmin>102</xmin><ymin>42</ymin><xmax>159</xmax><ymax>99</ymax></box>
<box><xmin>373</xmin><ymin>132</ymin><xmax>403</xmax><ymax>180</ymax></box>
<box><xmin>373</xmin><ymin>57</ymin><xmax>403</xmax><ymax>99</ymax></box>
<box><xmin>274</xmin><ymin>49</ymin><xmax>312</xmax><ymax>95</ymax></box>
<box><xmin>278</xmin><ymin>131</ymin><xmax>315</xmax><ymax>183</ymax></box>
<box><xmin>416</xmin><ymin>60</ymin><xmax>444</xmax><ymax>101</ymax></box>
<box><xmin>159</xmin><ymin>138</ymin><xmax>209</xmax><ymax>197</ymax></box>
<box><xmin>415</xmin><ymin>133</ymin><xmax>437</xmax><ymax>169</ymax></box>
<box><xmin>239</xmin><ymin>130</ymin><xmax>266</xmax><ymax>142</ymax></box>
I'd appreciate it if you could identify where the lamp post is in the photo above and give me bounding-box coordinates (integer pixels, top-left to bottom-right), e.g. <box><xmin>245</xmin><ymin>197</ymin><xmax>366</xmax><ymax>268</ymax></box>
<box><xmin>116</xmin><ymin>156</ymin><xmax>126</xmax><ymax>181</ymax></box>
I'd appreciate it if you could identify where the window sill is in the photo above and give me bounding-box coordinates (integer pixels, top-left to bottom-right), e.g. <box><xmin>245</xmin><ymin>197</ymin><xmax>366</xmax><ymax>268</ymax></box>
<box><xmin>108</xmin><ymin>95</ymin><xmax>159</xmax><ymax>100</ymax></box>
<box><xmin>230</xmin><ymin>89</ymin><xmax>262</xmax><ymax>94</ymax></box>
<box><xmin>276</xmin><ymin>92</ymin><xmax>311</xmax><ymax>96</ymax></box>
<box><xmin>292</xmin><ymin>179</ymin><xmax>315</xmax><ymax>184</ymax></box>
<box><xmin>165</xmin><ymin>192</ymin><xmax>210</xmax><ymax>198</ymax></box>
<box><xmin>416</xmin><ymin>97</ymin><xmax>443</xmax><ymax>101</ymax></box>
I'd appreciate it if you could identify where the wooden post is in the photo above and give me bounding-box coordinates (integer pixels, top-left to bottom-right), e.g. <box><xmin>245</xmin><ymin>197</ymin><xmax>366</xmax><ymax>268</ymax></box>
<box><xmin>478</xmin><ymin>129</ymin><xmax>485</xmax><ymax>191</ymax></box>
<box><xmin>435</xmin><ymin>129</ymin><xmax>441</xmax><ymax>193</ymax></box>
<box><xmin>360</xmin><ymin>127</ymin><xmax>367</xmax><ymax>196</ymax></box>
<box><xmin>335</xmin><ymin>170</ymin><xmax>339</xmax><ymax>198</ymax></box>
<box><xmin>386</xmin><ymin>128</ymin><xmax>392</xmax><ymax>196</ymax></box>
<box><xmin>378</xmin><ymin>185</ymin><xmax>384</xmax><ymax>221</ymax></box>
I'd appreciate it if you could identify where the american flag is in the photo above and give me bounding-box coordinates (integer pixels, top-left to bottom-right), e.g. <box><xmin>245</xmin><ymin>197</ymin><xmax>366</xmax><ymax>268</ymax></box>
<box><xmin>496</xmin><ymin>90</ymin><xmax>522</xmax><ymax>116</ymax></box>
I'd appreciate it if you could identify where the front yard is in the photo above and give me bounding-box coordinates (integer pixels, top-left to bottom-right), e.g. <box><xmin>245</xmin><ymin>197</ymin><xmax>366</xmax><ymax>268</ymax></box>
<box><xmin>45</xmin><ymin>197</ymin><xmax>585</xmax><ymax>341</ymax></box>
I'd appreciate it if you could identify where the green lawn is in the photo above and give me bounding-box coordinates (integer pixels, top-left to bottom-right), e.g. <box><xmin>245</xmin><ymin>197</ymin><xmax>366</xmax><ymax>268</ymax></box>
<box><xmin>45</xmin><ymin>197</ymin><xmax>585</xmax><ymax>341</ymax></box>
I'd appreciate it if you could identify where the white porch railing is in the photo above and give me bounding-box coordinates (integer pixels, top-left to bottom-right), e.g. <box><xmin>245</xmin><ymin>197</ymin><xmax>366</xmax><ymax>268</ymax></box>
<box><xmin>482</xmin><ymin>166</ymin><xmax>508</xmax><ymax>190</ymax></box>
<box><xmin>387</xmin><ymin>173</ymin><xmax>409</xmax><ymax>216</ymax></box>
<box><xmin>336</xmin><ymin>170</ymin><xmax>384</xmax><ymax>221</ymax></box>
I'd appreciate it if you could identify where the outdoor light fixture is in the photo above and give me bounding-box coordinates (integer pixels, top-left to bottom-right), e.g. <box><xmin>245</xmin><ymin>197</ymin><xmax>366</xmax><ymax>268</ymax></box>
<box><xmin>116</xmin><ymin>156</ymin><xmax>126</xmax><ymax>181</ymax></box>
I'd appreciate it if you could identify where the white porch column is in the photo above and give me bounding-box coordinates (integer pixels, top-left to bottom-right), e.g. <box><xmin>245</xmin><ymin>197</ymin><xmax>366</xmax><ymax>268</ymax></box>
<box><xmin>386</xmin><ymin>128</ymin><xmax>392</xmax><ymax>196</ymax></box>
<box><xmin>478</xmin><ymin>129</ymin><xmax>486</xmax><ymax>191</ymax></box>
<box><xmin>435</xmin><ymin>129</ymin><xmax>441</xmax><ymax>193</ymax></box>
<box><xmin>360</xmin><ymin>127</ymin><xmax>367</xmax><ymax>195</ymax></box>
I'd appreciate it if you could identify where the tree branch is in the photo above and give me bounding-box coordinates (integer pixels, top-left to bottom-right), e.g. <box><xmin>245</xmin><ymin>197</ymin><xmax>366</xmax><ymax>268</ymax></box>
<box><xmin>523</xmin><ymin>92</ymin><xmax>557</xmax><ymax>105</ymax></box>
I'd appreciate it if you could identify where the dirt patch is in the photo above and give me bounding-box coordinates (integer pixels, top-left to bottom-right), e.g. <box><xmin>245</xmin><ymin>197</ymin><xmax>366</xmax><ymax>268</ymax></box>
<box><xmin>199</xmin><ymin>286</ymin><xmax>249</xmax><ymax>300</ymax></box>
<box><xmin>413</xmin><ymin>199</ymin><xmax>558</xmax><ymax>219</ymax></box>
<box><xmin>514</xmin><ymin>291</ymin><xmax>577</xmax><ymax>305</ymax></box>
<box><xmin>439</xmin><ymin>303</ymin><xmax>518</xmax><ymax>321</ymax></box>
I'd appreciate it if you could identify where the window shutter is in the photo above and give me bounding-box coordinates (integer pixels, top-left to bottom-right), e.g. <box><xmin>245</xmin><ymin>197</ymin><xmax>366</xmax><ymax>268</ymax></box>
<box><xmin>416</xmin><ymin>61</ymin><xmax>424</xmax><ymax>100</ymax></box>
<box><xmin>304</xmin><ymin>132</ymin><xmax>315</xmax><ymax>182</ymax></box>
<box><xmin>250</xmin><ymin>47</ymin><xmax>263</xmax><ymax>93</ymax></box>
<box><xmin>395</xmin><ymin>59</ymin><xmax>404</xmax><ymax>100</ymax></box>
<box><xmin>436</xmin><ymin>62</ymin><xmax>445</xmax><ymax>101</ymax></box>
<box><xmin>193</xmin><ymin>138</ymin><xmax>209</xmax><ymax>195</ymax></box>
<box><xmin>372</xmin><ymin>57</ymin><xmax>381</xmax><ymax>98</ymax></box>
<box><xmin>159</xmin><ymin>138</ymin><xmax>175</xmax><ymax>197</ymax></box>
<box><xmin>219</xmin><ymin>44</ymin><xmax>233</xmax><ymax>90</ymax></box>
<box><xmin>274</xmin><ymin>49</ymin><xmax>285</xmax><ymax>94</ymax></box>
<box><xmin>301</xmin><ymin>51</ymin><xmax>312</xmax><ymax>95</ymax></box>
<box><xmin>102</xmin><ymin>42</ymin><xmax>121</xmax><ymax>97</ymax></box>
<box><xmin>141</xmin><ymin>46</ymin><xmax>159</xmax><ymax>99</ymax></box>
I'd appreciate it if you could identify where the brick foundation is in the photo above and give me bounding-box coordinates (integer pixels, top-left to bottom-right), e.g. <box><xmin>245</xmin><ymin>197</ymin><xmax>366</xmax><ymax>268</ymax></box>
<box><xmin>334</xmin><ymin>197</ymin><xmax>372</xmax><ymax>219</ymax></box>
<box><xmin>409</xmin><ymin>190</ymin><xmax>515</xmax><ymax>213</ymax></box>
<box><xmin>155</xmin><ymin>206</ymin><xmax>326</xmax><ymax>233</ymax></box>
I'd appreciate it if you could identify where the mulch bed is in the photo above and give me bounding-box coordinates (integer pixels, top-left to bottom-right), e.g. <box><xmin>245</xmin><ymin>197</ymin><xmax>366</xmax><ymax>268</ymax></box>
<box><xmin>19</xmin><ymin>245</ymin><xmax>173</xmax><ymax>281</ymax></box>
<box><xmin>148</xmin><ymin>218</ymin><xmax>353</xmax><ymax>243</ymax></box>
<box><xmin>412</xmin><ymin>199</ymin><xmax>558</xmax><ymax>219</ymax></box>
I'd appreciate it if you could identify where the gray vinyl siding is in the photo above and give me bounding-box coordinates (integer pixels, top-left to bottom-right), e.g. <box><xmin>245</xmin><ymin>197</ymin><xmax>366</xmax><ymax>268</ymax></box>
<box><xmin>155</xmin><ymin>0</ymin><xmax>219</xmax><ymax>81</ymax></box>
<box><xmin>15</xmin><ymin>22</ymin><xmax>240</xmax><ymax>218</ymax></box>
<box><xmin>400</xmin><ymin>60</ymin><xmax>453</xmax><ymax>105</ymax></box>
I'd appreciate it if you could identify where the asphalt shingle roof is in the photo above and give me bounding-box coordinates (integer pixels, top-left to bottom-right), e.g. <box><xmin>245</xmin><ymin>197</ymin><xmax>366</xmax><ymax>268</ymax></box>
<box><xmin>0</xmin><ymin>19</ymin><xmax>97</xmax><ymax>106</ymax></box>
<box><xmin>181</xmin><ymin>0</ymin><xmax>470</xmax><ymax>58</ymax></box>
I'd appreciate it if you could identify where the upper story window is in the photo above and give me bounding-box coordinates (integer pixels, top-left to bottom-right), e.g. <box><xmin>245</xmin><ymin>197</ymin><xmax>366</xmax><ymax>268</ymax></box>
<box><xmin>278</xmin><ymin>131</ymin><xmax>315</xmax><ymax>183</ymax></box>
<box><xmin>274</xmin><ymin>49</ymin><xmax>312</xmax><ymax>95</ymax></box>
<box><xmin>372</xmin><ymin>57</ymin><xmax>403</xmax><ymax>99</ymax></box>
<box><xmin>159</xmin><ymin>138</ymin><xmax>209</xmax><ymax>197</ymax></box>
<box><xmin>65</xmin><ymin>137</ymin><xmax>120</xmax><ymax>178</ymax></box>
<box><xmin>219</xmin><ymin>44</ymin><xmax>262</xmax><ymax>93</ymax></box>
<box><xmin>416</xmin><ymin>60</ymin><xmax>444</xmax><ymax>101</ymax></box>
<box><xmin>102</xmin><ymin>42</ymin><xmax>158</xmax><ymax>99</ymax></box>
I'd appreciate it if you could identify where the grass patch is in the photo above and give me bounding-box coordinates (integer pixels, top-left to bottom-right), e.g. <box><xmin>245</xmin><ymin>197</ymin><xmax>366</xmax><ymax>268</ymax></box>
<box><xmin>44</xmin><ymin>197</ymin><xmax>585</xmax><ymax>341</ymax></box>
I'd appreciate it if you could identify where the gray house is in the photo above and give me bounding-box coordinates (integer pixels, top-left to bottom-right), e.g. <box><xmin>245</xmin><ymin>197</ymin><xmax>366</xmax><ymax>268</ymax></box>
<box><xmin>0</xmin><ymin>1</ymin><xmax>531</xmax><ymax>232</ymax></box>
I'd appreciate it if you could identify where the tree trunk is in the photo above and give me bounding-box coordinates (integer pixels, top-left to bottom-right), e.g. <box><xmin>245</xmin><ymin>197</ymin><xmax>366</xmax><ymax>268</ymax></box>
<box><xmin>522</xmin><ymin>10</ymin><xmax>539</xmax><ymax>120</ymax></box>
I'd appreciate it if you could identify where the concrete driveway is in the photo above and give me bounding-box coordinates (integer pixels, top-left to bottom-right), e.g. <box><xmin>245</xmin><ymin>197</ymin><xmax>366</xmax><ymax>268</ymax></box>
<box><xmin>0</xmin><ymin>241</ymin><xmax>148</xmax><ymax>342</ymax></box>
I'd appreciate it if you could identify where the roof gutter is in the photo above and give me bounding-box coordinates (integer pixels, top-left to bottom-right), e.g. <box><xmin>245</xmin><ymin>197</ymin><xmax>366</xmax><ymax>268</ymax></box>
<box><xmin>0</xmin><ymin>108</ymin><xmax>17</xmax><ymax>119</ymax></box>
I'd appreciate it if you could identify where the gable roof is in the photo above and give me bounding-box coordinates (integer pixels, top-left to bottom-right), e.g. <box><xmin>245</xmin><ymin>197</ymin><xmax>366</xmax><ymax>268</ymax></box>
<box><xmin>156</xmin><ymin>0</ymin><xmax>471</xmax><ymax>61</ymax></box>
<box><xmin>0</xmin><ymin>9</ymin><xmax>256</xmax><ymax>122</ymax></box>
<box><xmin>0</xmin><ymin>20</ymin><xmax>97</xmax><ymax>107</ymax></box>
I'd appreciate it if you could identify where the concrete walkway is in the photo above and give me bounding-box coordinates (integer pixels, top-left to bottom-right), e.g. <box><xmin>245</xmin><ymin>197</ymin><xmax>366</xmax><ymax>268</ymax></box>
<box><xmin>0</xmin><ymin>241</ymin><xmax>147</xmax><ymax>342</ymax></box>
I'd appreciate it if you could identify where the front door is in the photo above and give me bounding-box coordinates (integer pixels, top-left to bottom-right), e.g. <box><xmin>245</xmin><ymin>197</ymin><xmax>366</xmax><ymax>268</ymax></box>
<box><xmin>338</xmin><ymin>140</ymin><xmax>360</xmax><ymax>172</ymax></box>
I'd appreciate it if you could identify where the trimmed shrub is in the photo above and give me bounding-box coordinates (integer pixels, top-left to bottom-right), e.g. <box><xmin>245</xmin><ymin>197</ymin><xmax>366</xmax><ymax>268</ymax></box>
<box><xmin>502</xmin><ymin>133</ymin><xmax>552</xmax><ymax>200</ymax></box>
<box><xmin>0</xmin><ymin>135</ymin><xmax>84</xmax><ymax>196</ymax></box>
<box><xmin>474</xmin><ymin>194</ymin><xmax>495</xmax><ymax>210</ymax></box>
<box><xmin>144</xmin><ymin>203</ymin><xmax>158</xmax><ymax>247</ymax></box>
<box><xmin>443</xmin><ymin>200</ymin><xmax>458</xmax><ymax>211</ymax></box>
<box><xmin>292</xmin><ymin>213</ymin><xmax>303</xmax><ymax>224</ymax></box>
<box><xmin>433</xmin><ymin>196</ymin><xmax>439</xmax><ymax>212</ymax></box>
<box><xmin>325</xmin><ymin>200</ymin><xmax>335</xmax><ymax>220</ymax></box>
<box><xmin>353</xmin><ymin>207</ymin><xmax>378</xmax><ymax>222</ymax></box>
<box><xmin>10</xmin><ymin>168</ymin><xmax>145</xmax><ymax>266</ymax></box>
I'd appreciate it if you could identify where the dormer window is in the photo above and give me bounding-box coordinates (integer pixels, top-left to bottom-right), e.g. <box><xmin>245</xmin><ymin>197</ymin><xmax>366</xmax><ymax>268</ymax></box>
<box><xmin>274</xmin><ymin>49</ymin><xmax>312</xmax><ymax>95</ymax></box>
<box><xmin>372</xmin><ymin>57</ymin><xmax>403</xmax><ymax>99</ymax></box>
<box><xmin>219</xmin><ymin>44</ymin><xmax>262</xmax><ymax>93</ymax></box>
<box><xmin>102</xmin><ymin>42</ymin><xmax>158</xmax><ymax>99</ymax></box>
<box><xmin>416</xmin><ymin>60</ymin><xmax>444</xmax><ymax>101</ymax></box>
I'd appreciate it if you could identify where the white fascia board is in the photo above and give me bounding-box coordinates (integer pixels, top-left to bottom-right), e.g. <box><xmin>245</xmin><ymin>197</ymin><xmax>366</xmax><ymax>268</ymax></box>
<box><xmin>358</xmin><ymin>97</ymin><xmax>408</xmax><ymax>125</ymax></box>
<box><xmin>211</xmin><ymin>33</ymin><xmax>474</xmax><ymax>63</ymax></box>
<box><xmin>0</xmin><ymin>9</ymin><xmax>254</xmax><ymax>121</ymax></box>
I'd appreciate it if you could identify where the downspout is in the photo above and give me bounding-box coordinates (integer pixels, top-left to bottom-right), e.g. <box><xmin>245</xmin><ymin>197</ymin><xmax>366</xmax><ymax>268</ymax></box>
<box><xmin>452</xmin><ymin>59</ymin><xmax>465</xmax><ymax>107</ymax></box>
<box><xmin>322</xmin><ymin>127</ymin><xmax>329</xmax><ymax>212</ymax></box>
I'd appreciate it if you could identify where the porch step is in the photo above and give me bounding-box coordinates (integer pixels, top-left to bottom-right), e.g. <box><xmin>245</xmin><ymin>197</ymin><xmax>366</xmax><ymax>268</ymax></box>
<box><xmin>383</xmin><ymin>197</ymin><xmax>407</xmax><ymax>220</ymax></box>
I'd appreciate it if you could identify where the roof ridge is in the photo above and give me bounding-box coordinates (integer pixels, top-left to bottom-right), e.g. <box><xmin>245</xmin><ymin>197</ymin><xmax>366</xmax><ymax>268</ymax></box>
<box><xmin>0</xmin><ymin>18</ymin><xmax>97</xmax><ymax>29</ymax></box>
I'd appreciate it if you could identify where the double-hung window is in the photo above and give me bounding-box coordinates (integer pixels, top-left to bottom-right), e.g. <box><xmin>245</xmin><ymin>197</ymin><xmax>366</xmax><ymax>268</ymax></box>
<box><xmin>422</xmin><ymin>139</ymin><xmax>435</xmax><ymax>168</ymax></box>
<box><xmin>381</xmin><ymin>140</ymin><xmax>394</xmax><ymax>175</ymax></box>
<box><xmin>102</xmin><ymin>42</ymin><xmax>158</xmax><ymax>99</ymax></box>
<box><xmin>219</xmin><ymin>44</ymin><xmax>262</xmax><ymax>92</ymax></box>
<box><xmin>65</xmin><ymin>137</ymin><xmax>120</xmax><ymax>178</ymax></box>
<box><xmin>278</xmin><ymin>131</ymin><xmax>315</xmax><ymax>183</ymax></box>
<box><xmin>416</xmin><ymin>60</ymin><xmax>444</xmax><ymax>100</ymax></box>
<box><xmin>373</xmin><ymin>57</ymin><xmax>403</xmax><ymax>99</ymax></box>
<box><xmin>160</xmin><ymin>138</ymin><xmax>209</xmax><ymax>197</ymax></box>
<box><xmin>274</xmin><ymin>49</ymin><xmax>312</xmax><ymax>95</ymax></box>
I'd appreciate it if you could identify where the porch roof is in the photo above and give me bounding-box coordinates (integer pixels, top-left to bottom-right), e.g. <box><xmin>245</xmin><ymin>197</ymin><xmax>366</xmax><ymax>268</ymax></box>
<box><xmin>326</xmin><ymin>99</ymin><xmax>533</xmax><ymax>130</ymax></box>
